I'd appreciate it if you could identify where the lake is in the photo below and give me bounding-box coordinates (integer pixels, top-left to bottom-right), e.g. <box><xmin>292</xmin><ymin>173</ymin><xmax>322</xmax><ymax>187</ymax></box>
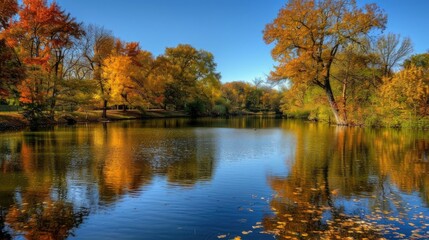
<box><xmin>0</xmin><ymin>117</ymin><xmax>428</xmax><ymax>239</ymax></box>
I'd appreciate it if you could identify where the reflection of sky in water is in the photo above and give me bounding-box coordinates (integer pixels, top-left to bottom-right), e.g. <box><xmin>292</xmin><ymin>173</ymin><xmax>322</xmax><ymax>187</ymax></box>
<box><xmin>0</xmin><ymin>118</ymin><xmax>428</xmax><ymax>239</ymax></box>
<box><xmin>66</xmin><ymin>127</ymin><xmax>292</xmax><ymax>239</ymax></box>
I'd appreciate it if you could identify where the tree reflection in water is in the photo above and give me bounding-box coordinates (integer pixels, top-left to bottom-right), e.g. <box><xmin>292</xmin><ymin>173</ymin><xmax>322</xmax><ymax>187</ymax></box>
<box><xmin>0</xmin><ymin>120</ymin><xmax>428</xmax><ymax>239</ymax></box>
<box><xmin>264</xmin><ymin>175</ymin><xmax>383</xmax><ymax>239</ymax></box>
<box><xmin>0</xmin><ymin>121</ymin><xmax>217</xmax><ymax>238</ymax></box>
<box><xmin>6</xmin><ymin>201</ymin><xmax>89</xmax><ymax>240</ymax></box>
<box><xmin>263</xmin><ymin>123</ymin><xmax>429</xmax><ymax>239</ymax></box>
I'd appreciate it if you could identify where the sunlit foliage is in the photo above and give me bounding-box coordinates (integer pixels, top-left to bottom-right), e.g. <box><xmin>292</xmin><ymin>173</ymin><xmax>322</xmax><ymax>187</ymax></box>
<box><xmin>0</xmin><ymin>0</ymin><xmax>428</xmax><ymax>126</ymax></box>
<box><xmin>378</xmin><ymin>65</ymin><xmax>429</xmax><ymax>126</ymax></box>
<box><xmin>264</xmin><ymin>0</ymin><xmax>386</xmax><ymax>124</ymax></box>
<box><xmin>3</xmin><ymin>0</ymin><xmax>83</xmax><ymax>123</ymax></box>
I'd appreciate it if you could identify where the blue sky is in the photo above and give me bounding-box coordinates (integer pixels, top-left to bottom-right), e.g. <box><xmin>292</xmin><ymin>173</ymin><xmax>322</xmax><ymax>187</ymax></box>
<box><xmin>56</xmin><ymin>0</ymin><xmax>429</xmax><ymax>83</ymax></box>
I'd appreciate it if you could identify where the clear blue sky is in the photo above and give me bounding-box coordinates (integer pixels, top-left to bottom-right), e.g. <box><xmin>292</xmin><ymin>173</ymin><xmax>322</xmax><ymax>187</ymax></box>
<box><xmin>56</xmin><ymin>0</ymin><xmax>429</xmax><ymax>83</ymax></box>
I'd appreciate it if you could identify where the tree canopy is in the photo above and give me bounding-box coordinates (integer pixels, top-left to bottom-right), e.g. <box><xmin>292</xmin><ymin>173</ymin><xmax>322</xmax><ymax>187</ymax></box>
<box><xmin>264</xmin><ymin>0</ymin><xmax>386</xmax><ymax>124</ymax></box>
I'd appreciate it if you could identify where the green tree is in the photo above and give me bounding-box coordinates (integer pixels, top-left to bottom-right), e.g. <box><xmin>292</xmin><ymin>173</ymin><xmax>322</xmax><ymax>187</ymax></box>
<box><xmin>403</xmin><ymin>53</ymin><xmax>429</xmax><ymax>69</ymax></box>
<box><xmin>163</xmin><ymin>44</ymin><xmax>221</xmax><ymax>114</ymax></box>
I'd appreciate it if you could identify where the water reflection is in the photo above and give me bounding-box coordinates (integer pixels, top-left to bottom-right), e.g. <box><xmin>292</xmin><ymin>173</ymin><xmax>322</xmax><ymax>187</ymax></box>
<box><xmin>5</xmin><ymin>201</ymin><xmax>89</xmax><ymax>240</ymax></box>
<box><xmin>0</xmin><ymin>121</ymin><xmax>218</xmax><ymax>238</ymax></box>
<box><xmin>0</xmin><ymin>119</ymin><xmax>428</xmax><ymax>239</ymax></box>
<box><xmin>136</xmin><ymin>116</ymin><xmax>283</xmax><ymax>129</ymax></box>
<box><xmin>264</xmin><ymin>122</ymin><xmax>429</xmax><ymax>239</ymax></box>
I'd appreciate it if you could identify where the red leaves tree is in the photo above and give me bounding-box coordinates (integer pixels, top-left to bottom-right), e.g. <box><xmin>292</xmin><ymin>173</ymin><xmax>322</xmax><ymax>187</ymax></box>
<box><xmin>0</xmin><ymin>0</ymin><xmax>25</xmax><ymax>99</ymax></box>
<box><xmin>3</xmin><ymin>0</ymin><xmax>82</xmax><ymax>122</ymax></box>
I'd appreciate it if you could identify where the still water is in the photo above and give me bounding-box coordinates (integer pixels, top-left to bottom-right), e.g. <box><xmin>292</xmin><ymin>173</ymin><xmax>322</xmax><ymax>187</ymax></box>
<box><xmin>0</xmin><ymin>118</ymin><xmax>428</xmax><ymax>239</ymax></box>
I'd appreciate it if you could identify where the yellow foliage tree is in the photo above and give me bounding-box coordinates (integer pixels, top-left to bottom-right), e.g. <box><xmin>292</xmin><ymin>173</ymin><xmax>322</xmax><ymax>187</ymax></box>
<box><xmin>379</xmin><ymin>65</ymin><xmax>429</xmax><ymax>123</ymax></box>
<box><xmin>102</xmin><ymin>55</ymin><xmax>136</xmax><ymax>107</ymax></box>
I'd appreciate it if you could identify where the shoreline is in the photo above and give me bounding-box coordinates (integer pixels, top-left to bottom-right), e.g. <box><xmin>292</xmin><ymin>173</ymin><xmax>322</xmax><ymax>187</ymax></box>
<box><xmin>0</xmin><ymin>109</ymin><xmax>187</xmax><ymax>132</ymax></box>
<box><xmin>0</xmin><ymin>109</ymin><xmax>277</xmax><ymax>132</ymax></box>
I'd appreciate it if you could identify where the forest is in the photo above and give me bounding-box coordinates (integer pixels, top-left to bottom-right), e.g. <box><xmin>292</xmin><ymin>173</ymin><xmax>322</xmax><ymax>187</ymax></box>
<box><xmin>0</xmin><ymin>0</ymin><xmax>429</xmax><ymax>127</ymax></box>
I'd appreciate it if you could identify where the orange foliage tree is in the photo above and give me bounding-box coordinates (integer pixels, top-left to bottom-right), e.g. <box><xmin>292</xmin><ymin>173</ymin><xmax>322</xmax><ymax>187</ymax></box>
<box><xmin>0</xmin><ymin>0</ymin><xmax>25</xmax><ymax>99</ymax></box>
<box><xmin>264</xmin><ymin>0</ymin><xmax>386</xmax><ymax>125</ymax></box>
<box><xmin>101</xmin><ymin>41</ymin><xmax>138</xmax><ymax>109</ymax></box>
<box><xmin>3</xmin><ymin>0</ymin><xmax>82</xmax><ymax>122</ymax></box>
<box><xmin>102</xmin><ymin>41</ymin><xmax>166</xmax><ymax>112</ymax></box>
<box><xmin>0</xmin><ymin>0</ymin><xmax>18</xmax><ymax>30</ymax></box>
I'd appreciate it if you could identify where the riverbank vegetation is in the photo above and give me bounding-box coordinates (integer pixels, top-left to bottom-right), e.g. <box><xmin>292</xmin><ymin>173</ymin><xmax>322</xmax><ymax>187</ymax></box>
<box><xmin>0</xmin><ymin>0</ymin><xmax>282</xmax><ymax>128</ymax></box>
<box><xmin>0</xmin><ymin>0</ymin><xmax>428</xmax><ymax>128</ymax></box>
<box><xmin>264</xmin><ymin>0</ymin><xmax>429</xmax><ymax>127</ymax></box>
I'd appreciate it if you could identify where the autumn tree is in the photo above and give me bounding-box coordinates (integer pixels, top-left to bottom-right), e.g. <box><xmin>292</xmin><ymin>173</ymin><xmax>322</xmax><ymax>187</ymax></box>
<box><xmin>374</xmin><ymin>53</ymin><xmax>429</xmax><ymax>126</ymax></box>
<box><xmin>221</xmin><ymin>81</ymin><xmax>251</xmax><ymax>111</ymax></box>
<box><xmin>379</xmin><ymin>65</ymin><xmax>429</xmax><ymax>124</ymax></box>
<box><xmin>101</xmin><ymin>41</ymin><xmax>168</xmax><ymax>112</ymax></box>
<box><xmin>4</xmin><ymin>0</ymin><xmax>82</xmax><ymax>122</ymax></box>
<box><xmin>220</xmin><ymin>81</ymin><xmax>282</xmax><ymax>114</ymax></box>
<box><xmin>0</xmin><ymin>0</ymin><xmax>18</xmax><ymax>30</ymax></box>
<box><xmin>0</xmin><ymin>0</ymin><xmax>25</xmax><ymax>100</ymax></box>
<box><xmin>330</xmin><ymin>42</ymin><xmax>382</xmax><ymax>124</ymax></box>
<box><xmin>260</xmin><ymin>86</ymin><xmax>282</xmax><ymax>113</ymax></box>
<box><xmin>0</xmin><ymin>40</ymin><xmax>25</xmax><ymax>99</ymax></box>
<box><xmin>80</xmin><ymin>24</ymin><xmax>115</xmax><ymax>118</ymax></box>
<box><xmin>102</xmin><ymin>41</ymin><xmax>140</xmax><ymax>109</ymax></box>
<box><xmin>132</xmin><ymin>53</ymin><xmax>169</xmax><ymax>109</ymax></box>
<box><xmin>264</xmin><ymin>0</ymin><xmax>386</xmax><ymax>125</ymax></box>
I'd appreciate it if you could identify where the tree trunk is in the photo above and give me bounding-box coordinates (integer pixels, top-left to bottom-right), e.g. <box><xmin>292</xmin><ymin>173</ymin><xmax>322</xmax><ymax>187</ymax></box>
<box><xmin>324</xmin><ymin>81</ymin><xmax>347</xmax><ymax>125</ymax></box>
<box><xmin>342</xmin><ymin>81</ymin><xmax>348</xmax><ymax>123</ymax></box>
<box><xmin>102</xmin><ymin>99</ymin><xmax>108</xmax><ymax>119</ymax></box>
<box><xmin>49</xmin><ymin>87</ymin><xmax>58</xmax><ymax>120</ymax></box>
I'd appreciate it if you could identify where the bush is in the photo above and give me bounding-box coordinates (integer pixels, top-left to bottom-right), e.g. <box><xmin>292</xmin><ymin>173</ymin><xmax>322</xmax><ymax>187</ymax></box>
<box><xmin>212</xmin><ymin>104</ymin><xmax>227</xmax><ymax>116</ymax></box>
<box><xmin>185</xmin><ymin>99</ymin><xmax>208</xmax><ymax>117</ymax></box>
